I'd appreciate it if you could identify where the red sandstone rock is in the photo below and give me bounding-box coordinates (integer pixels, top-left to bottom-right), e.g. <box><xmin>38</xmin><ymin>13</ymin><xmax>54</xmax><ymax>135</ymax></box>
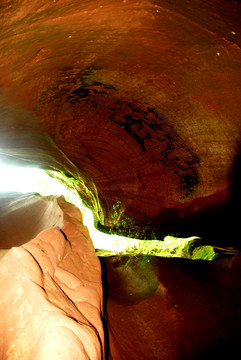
<box><xmin>1</xmin><ymin>195</ymin><xmax>241</xmax><ymax>359</ymax></box>
<box><xmin>0</xmin><ymin>197</ymin><xmax>104</xmax><ymax>359</ymax></box>
<box><xmin>105</xmin><ymin>254</ymin><xmax>241</xmax><ymax>359</ymax></box>
<box><xmin>0</xmin><ymin>2</ymin><xmax>241</xmax><ymax>358</ymax></box>
<box><xmin>0</xmin><ymin>0</ymin><xmax>241</xmax><ymax>226</ymax></box>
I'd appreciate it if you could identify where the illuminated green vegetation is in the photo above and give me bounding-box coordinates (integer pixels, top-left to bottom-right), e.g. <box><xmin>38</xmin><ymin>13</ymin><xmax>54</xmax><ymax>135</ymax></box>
<box><xmin>192</xmin><ymin>245</ymin><xmax>216</xmax><ymax>260</ymax></box>
<box><xmin>45</xmin><ymin>170</ymin><xmax>104</xmax><ymax>226</ymax></box>
<box><xmin>0</xmin><ymin>164</ymin><xmax>237</xmax><ymax>262</ymax></box>
<box><xmin>30</xmin><ymin>172</ymin><xmax>239</xmax><ymax>261</ymax></box>
<box><xmin>95</xmin><ymin>236</ymin><xmax>218</xmax><ymax>261</ymax></box>
<box><xmin>100</xmin><ymin>201</ymin><xmax>238</xmax><ymax>261</ymax></box>
<box><xmin>109</xmin><ymin>200</ymin><xmax>156</xmax><ymax>239</ymax></box>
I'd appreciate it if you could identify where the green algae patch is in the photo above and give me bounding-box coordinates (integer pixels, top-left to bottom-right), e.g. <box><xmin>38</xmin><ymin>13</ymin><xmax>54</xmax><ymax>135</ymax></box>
<box><xmin>192</xmin><ymin>245</ymin><xmax>217</xmax><ymax>261</ymax></box>
<box><xmin>0</xmin><ymin>165</ymin><xmax>238</xmax><ymax>262</ymax></box>
<box><xmin>95</xmin><ymin>236</ymin><xmax>218</xmax><ymax>261</ymax></box>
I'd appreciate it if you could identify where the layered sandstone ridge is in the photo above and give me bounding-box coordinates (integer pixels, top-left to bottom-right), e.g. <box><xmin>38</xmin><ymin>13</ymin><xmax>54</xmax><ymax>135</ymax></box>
<box><xmin>1</xmin><ymin>194</ymin><xmax>241</xmax><ymax>359</ymax></box>
<box><xmin>1</xmin><ymin>1</ymin><xmax>241</xmax><ymax>358</ymax></box>
<box><xmin>0</xmin><ymin>0</ymin><xmax>241</xmax><ymax>227</ymax></box>
<box><xmin>0</xmin><ymin>196</ymin><xmax>104</xmax><ymax>359</ymax></box>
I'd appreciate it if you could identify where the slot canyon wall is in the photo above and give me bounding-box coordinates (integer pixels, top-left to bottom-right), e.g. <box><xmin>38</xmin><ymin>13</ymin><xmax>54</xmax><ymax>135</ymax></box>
<box><xmin>1</xmin><ymin>0</ymin><xmax>241</xmax><ymax>359</ymax></box>
<box><xmin>1</xmin><ymin>194</ymin><xmax>241</xmax><ymax>359</ymax></box>
<box><xmin>0</xmin><ymin>0</ymin><xmax>241</xmax><ymax>230</ymax></box>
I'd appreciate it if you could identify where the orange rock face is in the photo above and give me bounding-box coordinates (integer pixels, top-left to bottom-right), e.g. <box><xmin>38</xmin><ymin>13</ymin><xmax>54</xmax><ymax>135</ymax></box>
<box><xmin>1</xmin><ymin>195</ymin><xmax>241</xmax><ymax>359</ymax></box>
<box><xmin>0</xmin><ymin>198</ymin><xmax>104</xmax><ymax>359</ymax></box>
<box><xmin>1</xmin><ymin>1</ymin><xmax>241</xmax><ymax>357</ymax></box>
<box><xmin>0</xmin><ymin>0</ymin><xmax>241</xmax><ymax>227</ymax></box>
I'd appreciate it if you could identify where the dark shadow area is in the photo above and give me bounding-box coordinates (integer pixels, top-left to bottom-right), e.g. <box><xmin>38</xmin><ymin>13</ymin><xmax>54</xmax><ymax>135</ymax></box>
<box><xmin>104</xmin><ymin>254</ymin><xmax>241</xmax><ymax>359</ymax></box>
<box><xmin>97</xmin><ymin>144</ymin><xmax>241</xmax><ymax>252</ymax></box>
<box><xmin>195</xmin><ymin>332</ymin><xmax>241</xmax><ymax>360</ymax></box>
<box><xmin>99</xmin><ymin>257</ymin><xmax>110</xmax><ymax>360</ymax></box>
<box><xmin>151</xmin><ymin>145</ymin><xmax>241</xmax><ymax>251</ymax></box>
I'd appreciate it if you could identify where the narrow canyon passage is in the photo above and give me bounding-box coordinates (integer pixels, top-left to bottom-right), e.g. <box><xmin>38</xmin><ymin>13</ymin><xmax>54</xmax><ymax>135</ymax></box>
<box><xmin>1</xmin><ymin>0</ymin><xmax>241</xmax><ymax>358</ymax></box>
<box><xmin>0</xmin><ymin>193</ymin><xmax>241</xmax><ymax>359</ymax></box>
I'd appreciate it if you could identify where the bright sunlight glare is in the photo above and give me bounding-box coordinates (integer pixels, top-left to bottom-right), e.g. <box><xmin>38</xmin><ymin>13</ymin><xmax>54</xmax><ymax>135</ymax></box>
<box><xmin>0</xmin><ymin>163</ymin><xmax>223</xmax><ymax>260</ymax></box>
<box><xmin>0</xmin><ymin>163</ymin><xmax>134</xmax><ymax>254</ymax></box>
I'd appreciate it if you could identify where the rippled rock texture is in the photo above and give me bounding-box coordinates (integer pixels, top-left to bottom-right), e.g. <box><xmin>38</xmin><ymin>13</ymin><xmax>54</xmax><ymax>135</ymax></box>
<box><xmin>1</xmin><ymin>195</ymin><xmax>241</xmax><ymax>359</ymax></box>
<box><xmin>1</xmin><ymin>0</ymin><xmax>241</xmax><ymax>227</ymax></box>
<box><xmin>1</xmin><ymin>1</ymin><xmax>241</xmax><ymax>358</ymax></box>
<box><xmin>0</xmin><ymin>197</ymin><xmax>105</xmax><ymax>359</ymax></box>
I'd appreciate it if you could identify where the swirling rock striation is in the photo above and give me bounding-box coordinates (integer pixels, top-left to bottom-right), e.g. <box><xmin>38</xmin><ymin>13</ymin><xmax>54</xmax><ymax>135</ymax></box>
<box><xmin>0</xmin><ymin>0</ymin><xmax>240</xmax><ymax>229</ymax></box>
<box><xmin>0</xmin><ymin>197</ymin><xmax>105</xmax><ymax>359</ymax></box>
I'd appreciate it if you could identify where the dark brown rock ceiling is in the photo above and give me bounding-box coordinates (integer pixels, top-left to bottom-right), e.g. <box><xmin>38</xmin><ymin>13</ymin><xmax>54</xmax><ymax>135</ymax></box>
<box><xmin>1</xmin><ymin>1</ymin><xmax>241</xmax><ymax>358</ymax></box>
<box><xmin>0</xmin><ymin>0</ymin><xmax>241</xmax><ymax>360</ymax></box>
<box><xmin>0</xmin><ymin>0</ymin><xmax>241</xmax><ymax>230</ymax></box>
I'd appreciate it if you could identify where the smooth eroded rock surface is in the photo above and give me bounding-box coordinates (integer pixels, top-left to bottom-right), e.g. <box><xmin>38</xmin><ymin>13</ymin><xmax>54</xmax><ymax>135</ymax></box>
<box><xmin>0</xmin><ymin>194</ymin><xmax>241</xmax><ymax>359</ymax></box>
<box><xmin>0</xmin><ymin>0</ymin><xmax>241</xmax><ymax>227</ymax></box>
<box><xmin>0</xmin><ymin>193</ymin><xmax>63</xmax><ymax>248</ymax></box>
<box><xmin>104</xmin><ymin>254</ymin><xmax>241</xmax><ymax>359</ymax></box>
<box><xmin>0</xmin><ymin>197</ymin><xmax>104</xmax><ymax>359</ymax></box>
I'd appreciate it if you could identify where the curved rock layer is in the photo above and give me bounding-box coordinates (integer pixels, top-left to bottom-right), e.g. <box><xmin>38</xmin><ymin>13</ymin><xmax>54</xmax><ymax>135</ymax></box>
<box><xmin>105</xmin><ymin>254</ymin><xmax>241</xmax><ymax>359</ymax></box>
<box><xmin>0</xmin><ymin>196</ymin><xmax>104</xmax><ymax>359</ymax></box>
<box><xmin>1</xmin><ymin>2</ymin><xmax>241</xmax><ymax>357</ymax></box>
<box><xmin>0</xmin><ymin>0</ymin><xmax>241</xmax><ymax>226</ymax></box>
<box><xmin>1</xmin><ymin>194</ymin><xmax>241</xmax><ymax>359</ymax></box>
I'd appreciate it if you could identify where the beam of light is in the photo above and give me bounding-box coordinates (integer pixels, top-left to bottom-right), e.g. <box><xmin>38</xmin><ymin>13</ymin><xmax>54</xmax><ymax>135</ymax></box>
<box><xmin>0</xmin><ymin>163</ymin><xmax>228</xmax><ymax>261</ymax></box>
